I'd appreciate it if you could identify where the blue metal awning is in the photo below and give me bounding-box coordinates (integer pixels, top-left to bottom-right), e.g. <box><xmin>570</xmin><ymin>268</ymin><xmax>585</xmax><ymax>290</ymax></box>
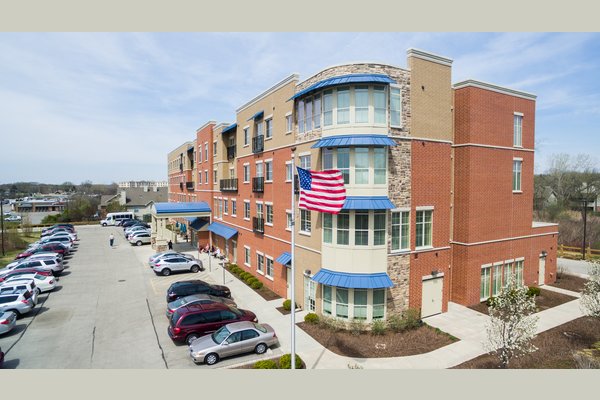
<box><xmin>207</xmin><ymin>222</ymin><xmax>238</xmax><ymax>240</ymax></box>
<box><xmin>342</xmin><ymin>196</ymin><xmax>395</xmax><ymax>210</ymax></box>
<box><xmin>275</xmin><ymin>252</ymin><xmax>291</xmax><ymax>267</ymax></box>
<box><xmin>289</xmin><ymin>73</ymin><xmax>397</xmax><ymax>101</ymax></box>
<box><xmin>154</xmin><ymin>202</ymin><xmax>211</xmax><ymax>215</ymax></box>
<box><xmin>185</xmin><ymin>217</ymin><xmax>208</xmax><ymax>231</ymax></box>
<box><xmin>312</xmin><ymin>134</ymin><xmax>396</xmax><ymax>148</ymax></box>
<box><xmin>247</xmin><ymin>110</ymin><xmax>264</xmax><ymax>121</ymax></box>
<box><xmin>221</xmin><ymin>123</ymin><xmax>237</xmax><ymax>135</ymax></box>
<box><xmin>187</xmin><ymin>144</ymin><xmax>194</xmax><ymax>151</ymax></box>
<box><xmin>312</xmin><ymin>268</ymin><xmax>394</xmax><ymax>289</ymax></box>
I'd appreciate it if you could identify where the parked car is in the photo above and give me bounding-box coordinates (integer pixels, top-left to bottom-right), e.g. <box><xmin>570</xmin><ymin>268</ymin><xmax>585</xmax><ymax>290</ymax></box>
<box><xmin>0</xmin><ymin>311</ymin><xmax>18</xmax><ymax>336</ymax></box>
<box><xmin>0</xmin><ymin>268</ymin><xmax>53</xmax><ymax>283</ymax></box>
<box><xmin>150</xmin><ymin>252</ymin><xmax>195</xmax><ymax>268</ymax></box>
<box><xmin>1</xmin><ymin>280</ymin><xmax>40</xmax><ymax>305</ymax></box>
<box><xmin>7</xmin><ymin>252</ymin><xmax>62</xmax><ymax>266</ymax></box>
<box><xmin>16</xmin><ymin>243</ymin><xmax>68</xmax><ymax>259</ymax></box>
<box><xmin>189</xmin><ymin>321</ymin><xmax>278</xmax><ymax>365</ymax></box>
<box><xmin>0</xmin><ymin>345</ymin><xmax>4</xmax><ymax>368</ymax></box>
<box><xmin>166</xmin><ymin>280</ymin><xmax>232</xmax><ymax>303</ymax></box>
<box><xmin>1</xmin><ymin>258</ymin><xmax>64</xmax><ymax>276</ymax></box>
<box><xmin>123</xmin><ymin>221</ymin><xmax>150</xmax><ymax>230</ymax></box>
<box><xmin>153</xmin><ymin>256</ymin><xmax>204</xmax><ymax>276</ymax></box>
<box><xmin>148</xmin><ymin>250</ymin><xmax>178</xmax><ymax>266</ymax></box>
<box><xmin>0</xmin><ymin>291</ymin><xmax>35</xmax><ymax>317</ymax></box>
<box><xmin>4</xmin><ymin>215</ymin><xmax>22</xmax><ymax>222</ymax></box>
<box><xmin>36</xmin><ymin>236</ymin><xmax>74</xmax><ymax>251</ymax></box>
<box><xmin>41</xmin><ymin>224</ymin><xmax>75</xmax><ymax>235</ymax></box>
<box><xmin>4</xmin><ymin>274</ymin><xmax>56</xmax><ymax>292</ymax></box>
<box><xmin>128</xmin><ymin>232</ymin><xmax>151</xmax><ymax>246</ymax></box>
<box><xmin>125</xmin><ymin>225</ymin><xmax>151</xmax><ymax>237</ymax></box>
<box><xmin>44</xmin><ymin>231</ymin><xmax>77</xmax><ymax>242</ymax></box>
<box><xmin>166</xmin><ymin>293</ymin><xmax>237</xmax><ymax>319</ymax></box>
<box><xmin>168</xmin><ymin>302</ymin><xmax>257</xmax><ymax>344</ymax></box>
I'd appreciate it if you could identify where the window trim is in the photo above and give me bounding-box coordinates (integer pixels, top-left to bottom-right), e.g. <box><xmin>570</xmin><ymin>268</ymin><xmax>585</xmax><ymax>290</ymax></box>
<box><xmin>415</xmin><ymin>208</ymin><xmax>433</xmax><ymax>249</ymax></box>
<box><xmin>513</xmin><ymin>158</ymin><xmax>523</xmax><ymax>193</ymax></box>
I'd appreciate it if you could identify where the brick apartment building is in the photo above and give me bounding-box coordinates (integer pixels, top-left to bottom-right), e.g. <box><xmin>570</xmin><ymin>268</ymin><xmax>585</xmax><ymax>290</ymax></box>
<box><xmin>165</xmin><ymin>48</ymin><xmax>558</xmax><ymax>321</ymax></box>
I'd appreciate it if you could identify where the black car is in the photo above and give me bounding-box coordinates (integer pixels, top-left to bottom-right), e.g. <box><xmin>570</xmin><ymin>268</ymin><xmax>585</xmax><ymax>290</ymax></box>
<box><xmin>166</xmin><ymin>280</ymin><xmax>231</xmax><ymax>303</ymax></box>
<box><xmin>122</xmin><ymin>220</ymin><xmax>150</xmax><ymax>229</ymax></box>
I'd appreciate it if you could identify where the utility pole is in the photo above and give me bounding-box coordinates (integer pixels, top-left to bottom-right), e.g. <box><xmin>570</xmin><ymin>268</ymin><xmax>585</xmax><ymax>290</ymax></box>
<box><xmin>1</xmin><ymin>195</ymin><xmax>5</xmax><ymax>256</ymax></box>
<box><xmin>582</xmin><ymin>198</ymin><xmax>588</xmax><ymax>261</ymax></box>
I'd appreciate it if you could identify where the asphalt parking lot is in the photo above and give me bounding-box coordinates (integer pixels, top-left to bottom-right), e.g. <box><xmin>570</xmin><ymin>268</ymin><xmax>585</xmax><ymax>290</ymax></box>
<box><xmin>0</xmin><ymin>224</ymin><xmax>282</xmax><ymax>369</ymax></box>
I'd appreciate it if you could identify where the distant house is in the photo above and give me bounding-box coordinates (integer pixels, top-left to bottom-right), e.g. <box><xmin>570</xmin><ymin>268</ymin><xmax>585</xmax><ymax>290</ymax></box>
<box><xmin>99</xmin><ymin>186</ymin><xmax>167</xmax><ymax>220</ymax></box>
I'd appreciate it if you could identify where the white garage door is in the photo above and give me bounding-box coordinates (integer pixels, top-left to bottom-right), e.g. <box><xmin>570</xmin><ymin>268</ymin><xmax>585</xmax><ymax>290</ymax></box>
<box><xmin>421</xmin><ymin>276</ymin><xmax>443</xmax><ymax>318</ymax></box>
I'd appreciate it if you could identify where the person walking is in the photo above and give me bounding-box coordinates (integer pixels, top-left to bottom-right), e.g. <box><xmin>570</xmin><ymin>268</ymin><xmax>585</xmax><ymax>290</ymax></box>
<box><xmin>168</xmin><ymin>240</ymin><xmax>173</xmax><ymax>250</ymax></box>
<box><xmin>109</xmin><ymin>233</ymin><xmax>115</xmax><ymax>248</ymax></box>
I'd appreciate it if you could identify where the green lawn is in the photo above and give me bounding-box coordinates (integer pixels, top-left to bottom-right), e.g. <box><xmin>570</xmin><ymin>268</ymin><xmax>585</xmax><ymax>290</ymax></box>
<box><xmin>0</xmin><ymin>231</ymin><xmax>41</xmax><ymax>267</ymax></box>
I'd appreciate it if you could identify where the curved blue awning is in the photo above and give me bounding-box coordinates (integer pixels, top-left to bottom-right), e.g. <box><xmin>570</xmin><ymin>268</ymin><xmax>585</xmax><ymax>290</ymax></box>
<box><xmin>289</xmin><ymin>73</ymin><xmax>396</xmax><ymax>101</ymax></box>
<box><xmin>207</xmin><ymin>222</ymin><xmax>238</xmax><ymax>240</ymax></box>
<box><xmin>185</xmin><ymin>217</ymin><xmax>208</xmax><ymax>231</ymax></box>
<box><xmin>247</xmin><ymin>110</ymin><xmax>264</xmax><ymax>121</ymax></box>
<box><xmin>154</xmin><ymin>202</ymin><xmax>211</xmax><ymax>215</ymax></box>
<box><xmin>312</xmin><ymin>134</ymin><xmax>396</xmax><ymax>148</ymax></box>
<box><xmin>342</xmin><ymin>196</ymin><xmax>395</xmax><ymax>210</ymax></box>
<box><xmin>275</xmin><ymin>252</ymin><xmax>291</xmax><ymax>267</ymax></box>
<box><xmin>221</xmin><ymin>123</ymin><xmax>237</xmax><ymax>135</ymax></box>
<box><xmin>312</xmin><ymin>268</ymin><xmax>394</xmax><ymax>289</ymax></box>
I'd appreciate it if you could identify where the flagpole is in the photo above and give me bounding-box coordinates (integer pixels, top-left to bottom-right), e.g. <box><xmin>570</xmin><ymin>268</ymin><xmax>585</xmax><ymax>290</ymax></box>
<box><xmin>290</xmin><ymin>147</ymin><xmax>296</xmax><ymax>370</ymax></box>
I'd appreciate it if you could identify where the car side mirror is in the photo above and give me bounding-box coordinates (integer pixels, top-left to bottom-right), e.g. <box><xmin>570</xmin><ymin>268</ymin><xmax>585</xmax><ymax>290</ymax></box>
<box><xmin>223</xmin><ymin>341</ymin><xmax>230</xmax><ymax>346</ymax></box>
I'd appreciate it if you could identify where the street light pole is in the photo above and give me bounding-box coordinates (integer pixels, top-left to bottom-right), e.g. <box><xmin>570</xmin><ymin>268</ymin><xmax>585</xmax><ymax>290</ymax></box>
<box><xmin>1</xmin><ymin>195</ymin><xmax>5</xmax><ymax>256</ymax></box>
<box><xmin>582</xmin><ymin>199</ymin><xmax>588</xmax><ymax>260</ymax></box>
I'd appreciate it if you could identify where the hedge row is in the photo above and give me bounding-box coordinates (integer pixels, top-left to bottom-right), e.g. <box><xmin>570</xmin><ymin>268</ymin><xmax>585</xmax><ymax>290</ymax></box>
<box><xmin>228</xmin><ymin>264</ymin><xmax>264</xmax><ymax>290</ymax></box>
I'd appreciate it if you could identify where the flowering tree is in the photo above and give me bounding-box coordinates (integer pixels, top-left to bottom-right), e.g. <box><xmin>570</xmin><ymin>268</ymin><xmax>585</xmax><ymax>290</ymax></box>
<box><xmin>580</xmin><ymin>260</ymin><xmax>600</xmax><ymax>318</ymax></box>
<box><xmin>485</xmin><ymin>275</ymin><xmax>539</xmax><ymax>368</ymax></box>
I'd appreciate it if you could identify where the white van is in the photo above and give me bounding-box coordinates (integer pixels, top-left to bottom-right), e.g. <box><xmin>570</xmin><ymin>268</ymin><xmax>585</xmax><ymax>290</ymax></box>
<box><xmin>100</xmin><ymin>212</ymin><xmax>135</xmax><ymax>226</ymax></box>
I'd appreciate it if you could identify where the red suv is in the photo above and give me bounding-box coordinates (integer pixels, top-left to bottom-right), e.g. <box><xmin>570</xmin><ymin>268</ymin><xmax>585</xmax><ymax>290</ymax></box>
<box><xmin>168</xmin><ymin>303</ymin><xmax>258</xmax><ymax>345</ymax></box>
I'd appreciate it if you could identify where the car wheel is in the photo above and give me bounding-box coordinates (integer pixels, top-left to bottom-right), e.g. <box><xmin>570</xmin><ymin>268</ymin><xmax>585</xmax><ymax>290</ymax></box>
<box><xmin>162</xmin><ymin>268</ymin><xmax>171</xmax><ymax>276</ymax></box>
<box><xmin>7</xmin><ymin>309</ymin><xmax>21</xmax><ymax>318</ymax></box>
<box><xmin>102</xmin><ymin>223</ymin><xmax>107</xmax><ymax>227</ymax></box>
<box><xmin>255</xmin><ymin>343</ymin><xmax>268</xmax><ymax>354</ymax></box>
<box><xmin>136</xmin><ymin>241</ymin><xmax>143</xmax><ymax>246</ymax></box>
<box><xmin>186</xmin><ymin>334</ymin><xmax>199</xmax><ymax>345</ymax></box>
<box><xmin>205</xmin><ymin>353</ymin><xmax>219</xmax><ymax>365</ymax></box>
<box><xmin>190</xmin><ymin>265</ymin><xmax>200</xmax><ymax>273</ymax></box>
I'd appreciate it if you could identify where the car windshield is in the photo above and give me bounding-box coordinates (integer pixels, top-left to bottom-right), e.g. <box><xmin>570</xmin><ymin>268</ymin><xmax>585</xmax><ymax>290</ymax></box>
<box><xmin>253</xmin><ymin>323</ymin><xmax>267</xmax><ymax>333</ymax></box>
<box><xmin>211</xmin><ymin>326</ymin><xmax>230</xmax><ymax>344</ymax></box>
<box><xmin>227</xmin><ymin>305</ymin><xmax>242</xmax><ymax>316</ymax></box>
<box><xmin>34</xmin><ymin>274</ymin><xmax>45</xmax><ymax>280</ymax></box>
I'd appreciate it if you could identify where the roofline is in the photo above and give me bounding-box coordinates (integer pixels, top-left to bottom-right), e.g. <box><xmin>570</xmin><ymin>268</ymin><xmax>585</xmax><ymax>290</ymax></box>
<box><xmin>167</xmin><ymin>140</ymin><xmax>196</xmax><ymax>156</ymax></box>
<box><xmin>453</xmin><ymin>79</ymin><xmax>537</xmax><ymax>100</ymax></box>
<box><xmin>406</xmin><ymin>48</ymin><xmax>453</xmax><ymax>67</ymax></box>
<box><xmin>236</xmin><ymin>73</ymin><xmax>300</xmax><ymax>113</ymax></box>
<box><xmin>195</xmin><ymin>120</ymin><xmax>217</xmax><ymax>133</ymax></box>
<box><xmin>298</xmin><ymin>61</ymin><xmax>409</xmax><ymax>86</ymax></box>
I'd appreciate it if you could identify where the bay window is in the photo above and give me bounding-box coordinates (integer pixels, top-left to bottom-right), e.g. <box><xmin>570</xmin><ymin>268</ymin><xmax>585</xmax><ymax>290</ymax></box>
<box><xmin>323</xmin><ymin>90</ymin><xmax>333</xmax><ymax>126</ymax></box>
<box><xmin>354</xmin><ymin>211</ymin><xmax>369</xmax><ymax>246</ymax></box>
<box><xmin>336</xmin><ymin>211</ymin><xmax>350</xmax><ymax>245</ymax></box>
<box><xmin>323</xmin><ymin>213</ymin><xmax>333</xmax><ymax>243</ymax></box>
<box><xmin>354</xmin><ymin>148</ymin><xmax>369</xmax><ymax>184</ymax></box>
<box><xmin>391</xmin><ymin>87</ymin><xmax>402</xmax><ymax>127</ymax></box>
<box><xmin>336</xmin><ymin>88</ymin><xmax>350</xmax><ymax>124</ymax></box>
<box><xmin>354</xmin><ymin>86</ymin><xmax>369</xmax><ymax>123</ymax></box>
<box><xmin>374</xmin><ymin>86</ymin><xmax>386</xmax><ymax>124</ymax></box>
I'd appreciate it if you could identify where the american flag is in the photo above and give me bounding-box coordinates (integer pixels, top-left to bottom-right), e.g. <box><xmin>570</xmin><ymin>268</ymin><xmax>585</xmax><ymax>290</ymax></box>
<box><xmin>297</xmin><ymin>167</ymin><xmax>346</xmax><ymax>214</ymax></box>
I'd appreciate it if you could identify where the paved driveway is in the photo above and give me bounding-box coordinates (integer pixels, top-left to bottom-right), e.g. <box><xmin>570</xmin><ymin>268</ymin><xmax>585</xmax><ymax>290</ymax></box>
<box><xmin>0</xmin><ymin>225</ymin><xmax>281</xmax><ymax>369</ymax></box>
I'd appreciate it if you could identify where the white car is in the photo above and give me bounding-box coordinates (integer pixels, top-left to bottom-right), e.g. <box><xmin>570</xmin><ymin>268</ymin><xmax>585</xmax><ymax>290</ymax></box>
<box><xmin>0</xmin><ymin>258</ymin><xmax>64</xmax><ymax>276</ymax></box>
<box><xmin>4</xmin><ymin>215</ymin><xmax>21</xmax><ymax>222</ymax></box>
<box><xmin>46</xmin><ymin>232</ymin><xmax>77</xmax><ymax>242</ymax></box>
<box><xmin>128</xmin><ymin>232</ymin><xmax>151</xmax><ymax>246</ymax></box>
<box><xmin>5</xmin><ymin>274</ymin><xmax>57</xmax><ymax>293</ymax></box>
<box><xmin>0</xmin><ymin>281</ymin><xmax>40</xmax><ymax>305</ymax></box>
<box><xmin>15</xmin><ymin>252</ymin><xmax>63</xmax><ymax>263</ymax></box>
<box><xmin>152</xmin><ymin>255</ymin><xmax>204</xmax><ymax>276</ymax></box>
<box><xmin>37</xmin><ymin>236</ymin><xmax>74</xmax><ymax>251</ymax></box>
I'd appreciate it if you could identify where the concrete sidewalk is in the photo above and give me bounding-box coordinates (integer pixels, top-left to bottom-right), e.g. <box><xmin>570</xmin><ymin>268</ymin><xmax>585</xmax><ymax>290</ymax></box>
<box><xmin>182</xmin><ymin>247</ymin><xmax>587</xmax><ymax>369</ymax></box>
<box><xmin>558</xmin><ymin>257</ymin><xmax>593</xmax><ymax>278</ymax></box>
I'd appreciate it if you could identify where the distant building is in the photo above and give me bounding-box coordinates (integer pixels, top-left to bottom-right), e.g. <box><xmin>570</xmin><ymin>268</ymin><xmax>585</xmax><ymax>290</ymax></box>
<box><xmin>100</xmin><ymin>186</ymin><xmax>168</xmax><ymax>220</ymax></box>
<box><xmin>118</xmin><ymin>180</ymin><xmax>167</xmax><ymax>189</ymax></box>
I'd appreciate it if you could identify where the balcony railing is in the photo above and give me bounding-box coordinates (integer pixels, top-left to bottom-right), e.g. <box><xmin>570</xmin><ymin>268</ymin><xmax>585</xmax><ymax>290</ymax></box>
<box><xmin>186</xmin><ymin>181</ymin><xmax>194</xmax><ymax>190</ymax></box>
<box><xmin>252</xmin><ymin>135</ymin><xmax>264</xmax><ymax>153</ymax></box>
<box><xmin>253</xmin><ymin>217</ymin><xmax>265</xmax><ymax>233</ymax></box>
<box><xmin>227</xmin><ymin>145</ymin><xmax>236</xmax><ymax>160</ymax></box>
<box><xmin>220</xmin><ymin>178</ymin><xmax>238</xmax><ymax>192</ymax></box>
<box><xmin>252</xmin><ymin>177</ymin><xmax>264</xmax><ymax>193</ymax></box>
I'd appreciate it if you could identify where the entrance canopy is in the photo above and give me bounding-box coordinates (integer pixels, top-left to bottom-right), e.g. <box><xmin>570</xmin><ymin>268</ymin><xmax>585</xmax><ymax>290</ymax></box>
<box><xmin>151</xmin><ymin>202</ymin><xmax>211</xmax><ymax>251</ymax></box>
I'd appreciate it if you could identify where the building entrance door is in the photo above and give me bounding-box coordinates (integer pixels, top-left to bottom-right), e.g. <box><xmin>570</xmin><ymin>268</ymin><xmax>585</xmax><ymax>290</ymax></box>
<box><xmin>421</xmin><ymin>276</ymin><xmax>443</xmax><ymax>318</ymax></box>
<box><xmin>538</xmin><ymin>255</ymin><xmax>546</xmax><ymax>286</ymax></box>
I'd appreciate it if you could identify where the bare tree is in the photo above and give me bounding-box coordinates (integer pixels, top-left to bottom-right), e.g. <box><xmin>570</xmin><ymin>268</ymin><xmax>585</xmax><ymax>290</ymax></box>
<box><xmin>580</xmin><ymin>260</ymin><xmax>600</xmax><ymax>318</ymax></box>
<box><xmin>485</xmin><ymin>275</ymin><xmax>539</xmax><ymax>368</ymax></box>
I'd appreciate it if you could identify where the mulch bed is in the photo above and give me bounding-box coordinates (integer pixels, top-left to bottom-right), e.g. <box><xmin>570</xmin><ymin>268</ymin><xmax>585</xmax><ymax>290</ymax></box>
<box><xmin>276</xmin><ymin>306</ymin><xmax>291</xmax><ymax>315</ymax></box>
<box><xmin>548</xmin><ymin>273</ymin><xmax>588</xmax><ymax>293</ymax></box>
<box><xmin>468</xmin><ymin>288</ymin><xmax>577</xmax><ymax>314</ymax></box>
<box><xmin>454</xmin><ymin>316</ymin><xmax>600</xmax><ymax>369</ymax></box>
<box><xmin>297</xmin><ymin>322</ymin><xmax>458</xmax><ymax>358</ymax></box>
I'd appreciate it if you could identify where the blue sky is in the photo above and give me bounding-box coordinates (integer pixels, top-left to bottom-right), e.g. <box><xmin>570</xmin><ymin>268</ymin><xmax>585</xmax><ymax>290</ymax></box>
<box><xmin>1</xmin><ymin>32</ymin><xmax>599</xmax><ymax>184</ymax></box>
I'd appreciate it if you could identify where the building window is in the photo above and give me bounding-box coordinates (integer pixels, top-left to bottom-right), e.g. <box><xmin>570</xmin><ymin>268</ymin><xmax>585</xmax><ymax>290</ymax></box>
<box><xmin>285</xmin><ymin>162</ymin><xmax>293</xmax><ymax>182</ymax></box>
<box><xmin>213</xmin><ymin>141</ymin><xmax>217</xmax><ymax>156</ymax></box>
<box><xmin>286</xmin><ymin>211</ymin><xmax>292</xmax><ymax>230</ymax></box>
<box><xmin>354</xmin><ymin>147</ymin><xmax>369</xmax><ymax>184</ymax></box>
<box><xmin>354</xmin><ymin>86</ymin><xmax>369</xmax><ymax>123</ymax></box>
<box><xmin>354</xmin><ymin>289</ymin><xmax>368</xmax><ymax>320</ymax></box>
<box><xmin>390</xmin><ymin>87</ymin><xmax>402</xmax><ymax>127</ymax></box>
<box><xmin>198</xmin><ymin>171</ymin><xmax>202</xmax><ymax>184</ymax></box>
<box><xmin>515</xmin><ymin>259</ymin><xmax>524</xmax><ymax>284</ymax></box>
<box><xmin>322</xmin><ymin>148</ymin><xmax>334</xmax><ymax>170</ymax></box>
<box><xmin>481</xmin><ymin>265</ymin><xmax>492</xmax><ymax>300</ymax></box>
<box><xmin>204</xmin><ymin>170</ymin><xmax>208</xmax><ymax>184</ymax></box>
<box><xmin>218</xmin><ymin>198</ymin><xmax>223</xmax><ymax>219</ymax></box>
<box><xmin>513</xmin><ymin>159</ymin><xmax>522</xmax><ymax>192</ymax></box>
<box><xmin>255</xmin><ymin>162</ymin><xmax>264</xmax><ymax>178</ymax></box>
<box><xmin>492</xmin><ymin>264</ymin><xmax>502</xmax><ymax>296</ymax></box>
<box><xmin>354</xmin><ymin>211</ymin><xmax>369</xmax><ymax>246</ymax></box>
<box><xmin>300</xmin><ymin>209</ymin><xmax>311</xmax><ymax>233</ymax></box>
<box><xmin>336</xmin><ymin>288</ymin><xmax>349</xmax><ymax>318</ymax></box>
<box><xmin>337</xmin><ymin>147</ymin><xmax>350</xmax><ymax>184</ymax></box>
<box><xmin>313</xmin><ymin>94</ymin><xmax>321</xmax><ymax>129</ymax></box>
<box><xmin>323</xmin><ymin>285</ymin><xmax>332</xmax><ymax>315</ymax></box>
<box><xmin>300</xmin><ymin>154</ymin><xmax>311</xmax><ymax>169</ymax></box>
<box><xmin>305</xmin><ymin>99</ymin><xmax>313</xmax><ymax>132</ymax></box>
<box><xmin>265</xmin><ymin>204</ymin><xmax>273</xmax><ymax>225</ymax></box>
<box><xmin>244</xmin><ymin>127</ymin><xmax>249</xmax><ymax>146</ymax></box>
<box><xmin>231</xmin><ymin>200</ymin><xmax>237</xmax><ymax>216</ymax></box>
<box><xmin>204</xmin><ymin>143</ymin><xmax>208</xmax><ymax>161</ymax></box>
<box><xmin>374</xmin><ymin>147</ymin><xmax>386</xmax><ymax>184</ymax></box>
<box><xmin>503</xmin><ymin>262</ymin><xmax>513</xmax><ymax>286</ymax></box>
<box><xmin>244</xmin><ymin>201</ymin><xmax>250</xmax><ymax>220</ymax></box>
<box><xmin>391</xmin><ymin>210</ymin><xmax>409</xmax><ymax>251</ymax></box>
<box><xmin>336</xmin><ymin>211</ymin><xmax>349</xmax><ymax>245</ymax></box>
<box><xmin>213</xmin><ymin>169</ymin><xmax>217</xmax><ymax>184</ymax></box>
<box><xmin>323</xmin><ymin>90</ymin><xmax>333</xmax><ymax>126</ymax></box>
<box><xmin>243</xmin><ymin>164</ymin><xmax>250</xmax><ymax>183</ymax></box>
<box><xmin>265</xmin><ymin>118</ymin><xmax>272</xmax><ymax>139</ymax></box>
<box><xmin>336</xmin><ymin>87</ymin><xmax>350</xmax><ymax>124</ymax></box>
<box><xmin>374</xmin><ymin>86</ymin><xmax>386</xmax><ymax>124</ymax></box>
<box><xmin>265</xmin><ymin>161</ymin><xmax>273</xmax><ymax>182</ymax></box>
<box><xmin>373</xmin><ymin>211</ymin><xmax>386</xmax><ymax>246</ymax></box>
<box><xmin>257</xmin><ymin>253</ymin><xmax>264</xmax><ymax>274</ymax></box>
<box><xmin>256</xmin><ymin>121</ymin><xmax>264</xmax><ymax>137</ymax></box>
<box><xmin>223</xmin><ymin>199</ymin><xmax>228</xmax><ymax>215</ymax></box>
<box><xmin>416</xmin><ymin>209</ymin><xmax>433</xmax><ymax>248</ymax></box>
<box><xmin>244</xmin><ymin>247</ymin><xmax>251</xmax><ymax>266</ymax></box>
<box><xmin>514</xmin><ymin>114</ymin><xmax>523</xmax><ymax>147</ymax></box>
<box><xmin>297</xmin><ymin>100</ymin><xmax>305</xmax><ymax>134</ymax></box>
<box><xmin>373</xmin><ymin>289</ymin><xmax>385</xmax><ymax>319</ymax></box>
<box><xmin>323</xmin><ymin>213</ymin><xmax>333</xmax><ymax>244</ymax></box>
<box><xmin>266</xmin><ymin>257</ymin><xmax>273</xmax><ymax>278</ymax></box>
<box><xmin>198</xmin><ymin>146</ymin><xmax>202</xmax><ymax>163</ymax></box>
<box><xmin>256</xmin><ymin>203</ymin><xmax>264</xmax><ymax>220</ymax></box>
<box><xmin>286</xmin><ymin>114</ymin><xmax>293</xmax><ymax>133</ymax></box>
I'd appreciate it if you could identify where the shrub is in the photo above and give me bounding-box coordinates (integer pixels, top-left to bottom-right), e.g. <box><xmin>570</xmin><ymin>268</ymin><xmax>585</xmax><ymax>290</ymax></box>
<box><xmin>253</xmin><ymin>359</ymin><xmax>278</xmax><ymax>369</ymax></box>
<box><xmin>279</xmin><ymin>353</ymin><xmax>303</xmax><ymax>369</ymax></box>
<box><xmin>239</xmin><ymin>272</ymin><xmax>250</xmax><ymax>280</ymax></box>
<box><xmin>251</xmin><ymin>280</ymin><xmax>263</xmax><ymax>289</ymax></box>
<box><xmin>486</xmin><ymin>297</ymin><xmax>497</xmax><ymax>307</ymax></box>
<box><xmin>244</xmin><ymin>276</ymin><xmax>256</xmax><ymax>285</ymax></box>
<box><xmin>401</xmin><ymin>308</ymin><xmax>422</xmax><ymax>330</ymax></box>
<box><xmin>526</xmin><ymin>286</ymin><xmax>541</xmax><ymax>297</ymax></box>
<box><xmin>304</xmin><ymin>313</ymin><xmax>319</xmax><ymax>324</ymax></box>
<box><xmin>322</xmin><ymin>316</ymin><xmax>345</xmax><ymax>332</ymax></box>
<box><xmin>387</xmin><ymin>314</ymin><xmax>403</xmax><ymax>333</ymax></box>
<box><xmin>370</xmin><ymin>319</ymin><xmax>386</xmax><ymax>335</ymax></box>
<box><xmin>349</xmin><ymin>318</ymin><xmax>366</xmax><ymax>336</ymax></box>
<box><xmin>283</xmin><ymin>299</ymin><xmax>292</xmax><ymax>311</ymax></box>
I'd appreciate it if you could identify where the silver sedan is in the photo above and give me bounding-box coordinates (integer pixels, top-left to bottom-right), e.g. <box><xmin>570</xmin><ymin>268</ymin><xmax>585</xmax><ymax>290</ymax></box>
<box><xmin>189</xmin><ymin>321</ymin><xmax>279</xmax><ymax>365</ymax></box>
<box><xmin>152</xmin><ymin>256</ymin><xmax>204</xmax><ymax>276</ymax></box>
<box><xmin>0</xmin><ymin>311</ymin><xmax>17</xmax><ymax>335</ymax></box>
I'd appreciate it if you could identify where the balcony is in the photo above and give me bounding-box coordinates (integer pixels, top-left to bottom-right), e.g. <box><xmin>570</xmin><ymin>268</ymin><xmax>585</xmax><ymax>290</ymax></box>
<box><xmin>252</xmin><ymin>177</ymin><xmax>264</xmax><ymax>193</ymax></box>
<box><xmin>220</xmin><ymin>178</ymin><xmax>238</xmax><ymax>192</ymax></box>
<box><xmin>186</xmin><ymin>181</ymin><xmax>194</xmax><ymax>190</ymax></box>
<box><xmin>227</xmin><ymin>145</ymin><xmax>236</xmax><ymax>160</ymax></box>
<box><xmin>252</xmin><ymin>135</ymin><xmax>264</xmax><ymax>153</ymax></box>
<box><xmin>253</xmin><ymin>217</ymin><xmax>265</xmax><ymax>234</ymax></box>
